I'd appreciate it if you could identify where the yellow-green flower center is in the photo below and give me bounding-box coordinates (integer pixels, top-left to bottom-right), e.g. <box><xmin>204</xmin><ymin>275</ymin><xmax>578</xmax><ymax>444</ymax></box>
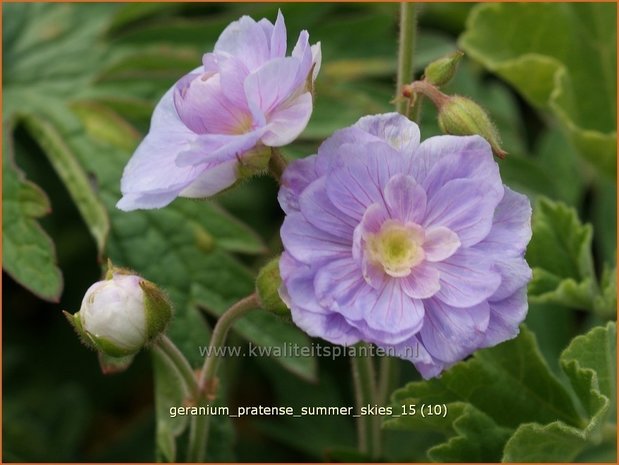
<box><xmin>366</xmin><ymin>220</ymin><xmax>424</xmax><ymax>277</ymax></box>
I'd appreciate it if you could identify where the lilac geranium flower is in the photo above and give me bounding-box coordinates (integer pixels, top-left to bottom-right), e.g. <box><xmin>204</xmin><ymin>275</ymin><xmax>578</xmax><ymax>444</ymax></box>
<box><xmin>278</xmin><ymin>113</ymin><xmax>532</xmax><ymax>379</ymax></box>
<box><xmin>117</xmin><ymin>11</ymin><xmax>321</xmax><ymax>211</ymax></box>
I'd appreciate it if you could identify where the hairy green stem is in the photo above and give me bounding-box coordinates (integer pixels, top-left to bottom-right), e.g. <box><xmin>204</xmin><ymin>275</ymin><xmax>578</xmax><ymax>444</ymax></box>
<box><xmin>187</xmin><ymin>294</ymin><xmax>259</xmax><ymax>462</ymax></box>
<box><xmin>268</xmin><ymin>147</ymin><xmax>288</xmax><ymax>183</ymax></box>
<box><xmin>395</xmin><ymin>2</ymin><xmax>418</xmax><ymax>116</ymax></box>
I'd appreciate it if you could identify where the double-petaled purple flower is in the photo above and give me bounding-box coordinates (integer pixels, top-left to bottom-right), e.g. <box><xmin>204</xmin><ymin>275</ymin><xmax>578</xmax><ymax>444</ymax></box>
<box><xmin>118</xmin><ymin>11</ymin><xmax>321</xmax><ymax>211</ymax></box>
<box><xmin>278</xmin><ymin>113</ymin><xmax>532</xmax><ymax>378</ymax></box>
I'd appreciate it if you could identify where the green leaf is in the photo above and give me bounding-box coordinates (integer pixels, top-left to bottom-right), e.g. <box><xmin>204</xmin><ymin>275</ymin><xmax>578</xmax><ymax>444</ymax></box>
<box><xmin>526</xmin><ymin>197</ymin><xmax>597</xmax><ymax>311</ymax></box>
<box><xmin>152</xmin><ymin>350</ymin><xmax>190</xmax><ymax>462</ymax></box>
<box><xmin>2</xmin><ymin>119</ymin><xmax>63</xmax><ymax>301</ymax></box>
<box><xmin>594</xmin><ymin>266</ymin><xmax>617</xmax><ymax>320</ymax></box>
<box><xmin>386</xmin><ymin>327</ymin><xmax>583</xmax><ymax>461</ymax></box>
<box><xmin>427</xmin><ymin>405</ymin><xmax>512</xmax><ymax>462</ymax></box>
<box><xmin>22</xmin><ymin>114</ymin><xmax>110</xmax><ymax>257</ymax></box>
<box><xmin>503</xmin><ymin>322</ymin><xmax>617</xmax><ymax>461</ymax></box>
<box><xmin>460</xmin><ymin>3</ymin><xmax>617</xmax><ymax>178</ymax></box>
<box><xmin>503</xmin><ymin>422</ymin><xmax>589</xmax><ymax>462</ymax></box>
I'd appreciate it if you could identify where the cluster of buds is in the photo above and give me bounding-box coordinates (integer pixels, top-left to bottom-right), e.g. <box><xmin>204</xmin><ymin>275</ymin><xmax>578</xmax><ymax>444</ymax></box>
<box><xmin>65</xmin><ymin>262</ymin><xmax>173</xmax><ymax>372</ymax></box>
<box><xmin>402</xmin><ymin>51</ymin><xmax>507</xmax><ymax>159</ymax></box>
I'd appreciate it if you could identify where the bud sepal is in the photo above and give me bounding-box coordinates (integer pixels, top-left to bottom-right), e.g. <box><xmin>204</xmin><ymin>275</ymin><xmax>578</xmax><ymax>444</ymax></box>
<box><xmin>424</xmin><ymin>50</ymin><xmax>463</xmax><ymax>87</ymax></box>
<box><xmin>256</xmin><ymin>257</ymin><xmax>291</xmax><ymax>319</ymax></box>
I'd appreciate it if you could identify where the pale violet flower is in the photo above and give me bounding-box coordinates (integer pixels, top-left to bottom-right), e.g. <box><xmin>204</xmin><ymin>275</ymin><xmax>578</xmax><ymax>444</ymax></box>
<box><xmin>278</xmin><ymin>113</ymin><xmax>532</xmax><ymax>379</ymax></box>
<box><xmin>117</xmin><ymin>11</ymin><xmax>321</xmax><ymax>211</ymax></box>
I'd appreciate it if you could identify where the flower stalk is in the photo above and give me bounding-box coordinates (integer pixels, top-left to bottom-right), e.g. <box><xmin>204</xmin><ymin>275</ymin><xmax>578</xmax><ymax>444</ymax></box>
<box><xmin>187</xmin><ymin>294</ymin><xmax>259</xmax><ymax>462</ymax></box>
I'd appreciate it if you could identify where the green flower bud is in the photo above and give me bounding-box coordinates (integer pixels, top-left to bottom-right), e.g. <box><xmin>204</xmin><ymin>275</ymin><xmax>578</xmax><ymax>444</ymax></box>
<box><xmin>438</xmin><ymin>95</ymin><xmax>507</xmax><ymax>158</ymax></box>
<box><xmin>256</xmin><ymin>257</ymin><xmax>291</xmax><ymax>319</ymax></box>
<box><xmin>424</xmin><ymin>50</ymin><xmax>464</xmax><ymax>87</ymax></box>
<box><xmin>65</xmin><ymin>267</ymin><xmax>173</xmax><ymax>358</ymax></box>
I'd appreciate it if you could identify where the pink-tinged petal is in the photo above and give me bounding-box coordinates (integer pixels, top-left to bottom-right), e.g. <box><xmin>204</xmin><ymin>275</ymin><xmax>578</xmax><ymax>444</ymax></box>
<box><xmin>291</xmin><ymin>30</ymin><xmax>312</xmax><ymax>85</ymax></box>
<box><xmin>413</xmin><ymin>135</ymin><xmax>498</xmax><ymax>195</ymax></box>
<box><xmin>311</xmin><ymin>42</ymin><xmax>322</xmax><ymax>80</ymax></box>
<box><xmin>178</xmin><ymin>159</ymin><xmax>238</xmax><ymax>199</ymax></box>
<box><xmin>354</xmin><ymin>113</ymin><xmax>420</xmax><ymax>154</ymax></box>
<box><xmin>361</xmin><ymin>255</ymin><xmax>387</xmax><ymax>290</ymax></box>
<box><xmin>299</xmin><ymin>177</ymin><xmax>357</xmax><ymax>239</ymax></box>
<box><xmin>314</xmin><ymin>257</ymin><xmax>366</xmax><ymax>318</ymax></box>
<box><xmin>483</xmin><ymin>287</ymin><xmax>527</xmax><ymax>346</ymax></box>
<box><xmin>433</xmin><ymin>247</ymin><xmax>501</xmax><ymax>308</ymax></box>
<box><xmin>174</xmin><ymin>73</ymin><xmax>253</xmax><ymax>135</ymax></box>
<box><xmin>270</xmin><ymin>10</ymin><xmax>287</xmax><ymax>58</ymax></box>
<box><xmin>400</xmin><ymin>262</ymin><xmax>441</xmax><ymax>299</ymax></box>
<box><xmin>175</xmin><ymin>129</ymin><xmax>265</xmax><ymax>168</ymax></box>
<box><xmin>217</xmin><ymin>55</ymin><xmax>250</xmax><ymax>110</ymax></box>
<box><xmin>423</xmin><ymin>178</ymin><xmax>503</xmax><ymax>247</ymax></box>
<box><xmin>384</xmin><ymin>174</ymin><xmax>426</xmax><ymax>223</ymax></box>
<box><xmin>423</xmin><ymin>226</ymin><xmax>460</xmax><ymax>262</ymax></box>
<box><xmin>420</xmin><ymin>298</ymin><xmax>490</xmax><ymax>363</ymax></box>
<box><xmin>118</xmin><ymin>87</ymin><xmax>202</xmax><ymax>211</ymax></box>
<box><xmin>359</xmin><ymin>203</ymin><xmax>389</xmax><ymax>235</ymax></box>
<box><xmin>262</xmin><ymin>92</ymin><xmax>312</xmax><ymax>146</ymax></box>
<box><xmin>356</xmin><ymin>280</ymin><xmax>425</xmax><ymax>344</ymax></box>
<box><xmin>278</xmin><ymin>154</ymin><xmax>321</xmax><ymax>213</ymax></box>
<box><xmin>281</xmin><ymin>211</ymin><xmax>351</xmax><ymax>264</ymax></box>
<box><xmin>214</xmin><ymin>16</ymin><xmax>269</xmax><ymax>70</ymax></box>
<box><xmin>326</xmin><ymin>142</ymin><xmax>408</xmax><ymax>219</ymax></box>
<box><xmin>480</xmin><ymin>187</ymin><xmax>532</xmax><ymax>256</ymax></box>
<box><xmin>244</xmin><ymin>57</ymin><xmax>301</xmax><ymax>119</ymax></box>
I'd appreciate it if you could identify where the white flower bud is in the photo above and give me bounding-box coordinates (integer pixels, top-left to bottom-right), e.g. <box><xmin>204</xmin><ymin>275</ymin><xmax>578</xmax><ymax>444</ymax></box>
<box><xmin>66</xmin><ymin>269</ymin><xmax>173</xmax><ymax>358</ymax></box>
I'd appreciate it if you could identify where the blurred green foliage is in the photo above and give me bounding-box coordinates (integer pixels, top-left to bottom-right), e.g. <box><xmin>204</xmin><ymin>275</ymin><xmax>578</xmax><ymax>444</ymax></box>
<box><xmin>3</xmin><ymin>2</ymin><xmax>616</xmax><ymax>462</ymax></box>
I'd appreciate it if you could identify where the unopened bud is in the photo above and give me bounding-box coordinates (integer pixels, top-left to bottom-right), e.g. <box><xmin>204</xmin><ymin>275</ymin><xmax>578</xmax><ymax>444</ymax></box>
<box><xmin>424</xmin><ymin>51</ymin><xmax>463</xmax><ymax>87</ymax></box>
<box><xmin>256</xmin><ymin>257</ymin><xmax>290</xmax><ymax>318</ymax></box>
<box><xmin>438</xmin><ymin>96</ymin><xmax>507</xmax><ymax>158</ymax></box>
<box><xmin>65</xmin><ymin>265</ymin><xmax>173</xmax><ymax>358</ymax></box>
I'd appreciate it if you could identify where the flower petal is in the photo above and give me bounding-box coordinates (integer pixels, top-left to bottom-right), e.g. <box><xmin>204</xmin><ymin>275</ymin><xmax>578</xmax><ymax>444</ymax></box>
<box><xmin>479</xmin><ymin>186</ymin><xmax>532</xmax><ymax>256</ymax></box>
<box><xmin>400</xmin><ymin>262</ymin><xmax>441</xmax><ymax>299</ymax></box>
<box><xmin>314</xmin><ymin>257</ymin><xmax>366</xmax><ymax>319</ymax></box>
<box><xmin>174</xmin><ymin>73</ymin><xmax>253</xmax><ymax>135</ymax></box>
<box><xmin>384</xmin><ymin>174</ymin><xmax>427</xmax><ymax>223</ymax></box>
<box><xmin>413</xmin><ymin>134</ymin><xmax>499</xmax><ymax>197</ymax></box>
<box><xmin>244</xmin><ymin>57</ymin><xmax>302</xmax><ymax>120</ymax></box>
<box><xmin>270</xmin><ymin>10</ymin><xmax>287</xmax><ymax>58</ymax></box>
<box><xmin>355</xmin><ymin>280</ymin><xmax>425</xmax><ymax>344</ymax></box>
<box><xmin>423</xmin><ymin>226</ymin><xmax>460</xmax><ymax>262</ymax></box>
<box><xmin>262</xmin><ymin>92</ymin><xmax>312</xmax><ymax>146</ymax></box>
<box><xmin>326</xmin><ymin>142</ymin><xmax>408</xmax><ymax>219</ymax></box>
<box><xmin>354</xmin><ymin>113</ymin><xmax>420</xmax><ymax>154</ymax></box>
<box><xmin>214</xmin><ymin>16</ymin><xmax>270</xmax><ymax>71</ymax></box>
<box><xmin>423</xmin><ymin>178</ymin><xmax>503</xmax><ymax>247</ymax></box>
<box><xmin>178</xmin><ymin>159</ymin><xmax>238</xmax><ymax>198</ymax></box>
<box><xmin>420</xmin><ymin>298</ymin><xmax>490</xmax><ymax>363</ymax></box>
<box><xmin>117</xmin><ymin>87</ymin><xmax>201</xmax><ymax>211</ymax></box>
<box><xmin>433</xmin><ymin>247</ymin><xmax>501</xmax><ymax>307</ymax></box>
<box><xmin>280</xmin><ymin>211</ymin><xmax>351</xmax><ymax>265</ymax></box>
<box><xmin>483</xmin><ymin>287</ymin><xmax>528</xmax><ymax>346</ymax></box>
<box><xmin>278</xmin><ymin>154</ymin><xmax>321</xmax><ymax>213</ymax></box>
<box><xmin>299</xmin><ymin>176</ymin><xmax>357</xmax><ymax>239</ymax></box>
